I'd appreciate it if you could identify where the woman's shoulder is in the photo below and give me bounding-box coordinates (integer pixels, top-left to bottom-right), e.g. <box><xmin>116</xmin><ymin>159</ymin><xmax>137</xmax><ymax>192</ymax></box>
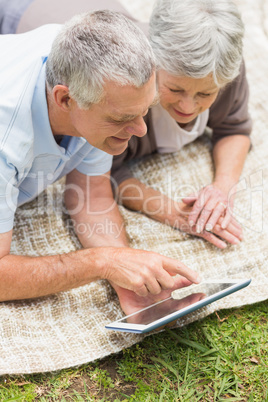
<box><xmin>208</xmin><ymin>59</ymin><xmax>252</xmax><ymax>139</ymax></box>
<box><xmin>209</xmin><ymin>60</ymin><xmax>249</xmax><ymax>123</ymax></box>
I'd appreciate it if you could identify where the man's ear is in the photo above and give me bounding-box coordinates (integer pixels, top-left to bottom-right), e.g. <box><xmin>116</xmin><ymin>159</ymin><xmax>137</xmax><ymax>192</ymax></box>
<box><xmin>52</xmin><ymin>85</ymin><xmax>74</xmax><ymax>111</ymax></box>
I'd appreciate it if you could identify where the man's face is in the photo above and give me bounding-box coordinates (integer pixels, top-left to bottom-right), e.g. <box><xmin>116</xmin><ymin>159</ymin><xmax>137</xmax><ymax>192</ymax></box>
<box><xmin>68</xmin><ymin>73</ymin><xmax>156</xmax><ymax>155</ymax></box>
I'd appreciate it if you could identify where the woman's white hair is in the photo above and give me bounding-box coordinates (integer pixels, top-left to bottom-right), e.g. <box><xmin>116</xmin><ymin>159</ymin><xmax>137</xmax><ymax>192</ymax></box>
<box><xmin>149</xmin><ymin>0</ymin><xmax>244</xmax><ymax>86</ymax></box>
<box><xmin>46</xmin><ymin>10</ymin><xmax>155</xmax><ymax>108</ymax></box>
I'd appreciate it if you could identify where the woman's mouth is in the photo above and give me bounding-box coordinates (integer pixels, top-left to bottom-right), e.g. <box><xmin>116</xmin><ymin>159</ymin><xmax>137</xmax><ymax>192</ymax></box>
<box><xmin>173</xmin><ymin>108</ymin><xmax>195</xmax><ymax>118</ymax></box>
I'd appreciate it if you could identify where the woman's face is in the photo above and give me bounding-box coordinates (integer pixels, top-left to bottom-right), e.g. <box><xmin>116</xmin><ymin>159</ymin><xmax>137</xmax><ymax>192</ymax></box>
<box><xmin>157</xmin><ymin>70</ymin><xmax>220</xmax><ymax>125</ymax></box>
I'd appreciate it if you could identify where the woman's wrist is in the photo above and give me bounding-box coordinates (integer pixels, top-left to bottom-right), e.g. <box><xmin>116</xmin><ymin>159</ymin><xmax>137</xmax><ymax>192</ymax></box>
<box><xmin>212</xmin><ymin>176</ymin><xmax>238</xmax><ymax>196</ymax></box>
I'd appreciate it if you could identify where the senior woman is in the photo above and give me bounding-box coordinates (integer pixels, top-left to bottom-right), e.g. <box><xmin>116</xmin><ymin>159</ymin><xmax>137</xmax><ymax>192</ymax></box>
<box><xmin>112</xmin><ymin>0</ymin><xmax>252</xmax><ymax>249</ymax></box>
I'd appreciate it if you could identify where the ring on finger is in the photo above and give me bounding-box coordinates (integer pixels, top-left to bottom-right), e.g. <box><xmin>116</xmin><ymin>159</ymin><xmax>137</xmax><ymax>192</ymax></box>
<box><xmin>218</xmin><ymin>201</ymin><xmax>227</xmax><ymax>209</ymax></box>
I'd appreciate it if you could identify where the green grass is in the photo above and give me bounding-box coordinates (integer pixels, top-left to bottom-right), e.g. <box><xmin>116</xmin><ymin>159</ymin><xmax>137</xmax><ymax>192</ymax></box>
<box><xmin>1</xmin><ymin>300</ymin><xmax>267</xmax><ymax>401</ymax></box>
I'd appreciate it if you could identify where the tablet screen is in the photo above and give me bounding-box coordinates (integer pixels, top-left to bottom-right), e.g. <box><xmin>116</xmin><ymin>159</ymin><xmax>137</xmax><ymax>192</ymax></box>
<box><xmin>106</xmin><ymin>279</ymin><xmax>251</xmax><ymax>333</ymax></box>
<box><xmin>119</xmin><ymin>282</ymin><xmax>234</xmax><ymax>326</ymax></box>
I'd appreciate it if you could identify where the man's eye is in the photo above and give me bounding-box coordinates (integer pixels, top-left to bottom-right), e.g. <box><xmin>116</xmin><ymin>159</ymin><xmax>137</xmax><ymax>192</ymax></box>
<box><xmin>110</xmin><ymin>119</ymin><xmax>124</xmax><ymax>124</ymax></box>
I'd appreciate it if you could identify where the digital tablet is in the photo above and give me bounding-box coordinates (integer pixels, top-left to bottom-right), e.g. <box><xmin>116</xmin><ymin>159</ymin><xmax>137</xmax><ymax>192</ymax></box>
<box><xmin>105</xmin><ymin>279</ymin><xmax>251</xmax><ymax>333</ymax></box>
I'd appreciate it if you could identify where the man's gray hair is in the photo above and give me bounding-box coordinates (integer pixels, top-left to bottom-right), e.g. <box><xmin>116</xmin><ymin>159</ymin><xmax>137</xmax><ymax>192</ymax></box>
<box><xmin>46</xmin><ymin>10</ymin><xmax>155</xmax><ymax>108</ymax></box>
<box><xmin>149</xmin><ymin>0</ymin><xmax>244</xmax><ymax>86</ymax></box>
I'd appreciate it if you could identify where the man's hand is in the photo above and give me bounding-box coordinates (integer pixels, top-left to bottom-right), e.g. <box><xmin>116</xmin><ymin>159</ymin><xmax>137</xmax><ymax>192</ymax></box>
<box><xmin>111</xmin><ymin>275</ymin><xmax>195</xmax><ymax>315</ymax></box>
<box><xmin>100</xmin><ymin>247</ymin><xmax>200</xmax><ymax>298</ymax></box>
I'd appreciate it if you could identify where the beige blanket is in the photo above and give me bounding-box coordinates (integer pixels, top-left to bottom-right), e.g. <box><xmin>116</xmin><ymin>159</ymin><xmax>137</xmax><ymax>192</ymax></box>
<box><xmin>0</xmin><ymin>0</ymin><xmax>267</xmax><ymax>375</ymax></box>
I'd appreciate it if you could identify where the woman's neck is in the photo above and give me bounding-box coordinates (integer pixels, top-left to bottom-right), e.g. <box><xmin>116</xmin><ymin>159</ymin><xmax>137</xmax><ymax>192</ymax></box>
<box><xmin>178</xmin><ymin>117</ymin><xmax>197</xmax><ymax>131</ymax></box>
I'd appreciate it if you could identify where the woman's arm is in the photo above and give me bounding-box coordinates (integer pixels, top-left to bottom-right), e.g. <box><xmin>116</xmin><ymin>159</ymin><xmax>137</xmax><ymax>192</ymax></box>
<box><xmin>118</xmin><ymin>177</ymin><xmax>242</xmax><ymax>249</ymax></box>
<box><xmin>183</xmin><ymin>60</ymin><xmax>252</xmax><ymax>232</ymax></box>
<box><xmin>184</xmin><ymin>135</ymin><xmax>250</xmax><ymax>232</ymax></box>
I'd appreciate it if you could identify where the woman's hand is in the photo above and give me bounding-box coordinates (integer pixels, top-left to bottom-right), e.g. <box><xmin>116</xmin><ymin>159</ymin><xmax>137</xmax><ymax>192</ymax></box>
<box><xmin>182</xmin><ymin>183</ymin><xmax>239</xmax><ymax>233</ymax></box>
<box><xmin>167</xmin><ymin>201</ymin><xmax>242</xmax><ymax>249</ymax></box>
<box><xmin>118</xmin><ymin>178</ymin><xmax>242</xmax><ymax>249</ymax></box>
<box><xmin>184</xmin><ymin>134</ymin><xmax>251</xmax><ymax>234</ymax></box>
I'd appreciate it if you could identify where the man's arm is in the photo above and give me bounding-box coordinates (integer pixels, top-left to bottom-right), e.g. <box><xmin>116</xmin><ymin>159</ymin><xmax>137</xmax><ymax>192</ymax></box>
<box><xmin>0</xmin><ymin>170</ymin><xmax>199</xmax><ymax>303</ymax></box>
<box><xmin>0</xmin><ymin>230</ymin><xmax>103</xmax><ymax>301</ymax></box>
<box><xmin>0</xmin><ymin>231</ymin><xmax>198</xmax><ymax>302</ymax></box>
<box><xmin>64</xmin><ymin>169</ymin><xmax>128</xmax><ymax>248</ymax></box>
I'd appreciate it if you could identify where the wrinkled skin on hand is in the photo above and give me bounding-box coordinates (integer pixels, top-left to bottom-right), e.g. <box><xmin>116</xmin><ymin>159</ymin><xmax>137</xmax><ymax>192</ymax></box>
<box><xmin>182</xmin><ymin>184</ymin><xmax>241</xmax><ymax>239</ymax></box>
<box><xmin>111</xmin><ymin>275</ymin><xmax>195</xmax><ymax>316</ymax></box>
<box><xmin>166</xmin><ymin>201</ymin><xmax>242</xmax><ymax>249</ymax></box>
<box><xmin>102</xmin><ymin>247</ymin><xmax>200</xmax><ymax>299</ymax></box>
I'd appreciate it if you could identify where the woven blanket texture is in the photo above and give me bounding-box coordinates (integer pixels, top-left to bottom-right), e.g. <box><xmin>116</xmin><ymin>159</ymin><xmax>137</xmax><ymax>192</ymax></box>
<box><xmin>1</xmin><ymin>0</ymin><xmax>268</xmax><ymax>375</ymax></box>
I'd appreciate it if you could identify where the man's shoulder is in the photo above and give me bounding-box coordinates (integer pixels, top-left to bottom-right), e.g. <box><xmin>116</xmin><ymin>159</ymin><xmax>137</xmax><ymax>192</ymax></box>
<box><xmin>0</xmin><ymin>25</ymin><xmax>62</xmax><ymax>166</ymax></box>
<box><xmin>0</xmin><ymin>24</ymin><xmax>61</xmax><ymax>60</ymax></box>
<box><xmin>0</xmin><ymin>24</ymin><xmax>62</xmax><ymax>94</ymax></box>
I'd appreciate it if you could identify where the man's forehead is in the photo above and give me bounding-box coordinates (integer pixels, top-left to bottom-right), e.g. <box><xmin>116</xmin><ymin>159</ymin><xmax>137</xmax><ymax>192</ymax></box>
<box><xmin>108</xmin><ymin>93</ymin><xmax>159</xmax><ymax>120</ymax></box>
<box><xmin>102</xmin><ymin>74</ymin><xmax>157</xmax><ymax>113</ymax></box>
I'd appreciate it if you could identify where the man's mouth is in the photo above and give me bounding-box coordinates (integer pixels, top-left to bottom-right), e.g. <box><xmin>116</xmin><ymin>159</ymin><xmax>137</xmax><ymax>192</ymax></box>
<box><xmin>111</xmin><ymin>136</ymin><xmax>131</xmax><ymax>142</ymax></box>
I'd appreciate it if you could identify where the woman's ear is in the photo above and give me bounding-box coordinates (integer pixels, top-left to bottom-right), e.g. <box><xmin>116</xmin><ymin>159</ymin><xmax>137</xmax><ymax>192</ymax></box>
<box><xmin>52</xmin><ymin>85</ymin><xmax>73</xmax><ymax>111</ymax></box>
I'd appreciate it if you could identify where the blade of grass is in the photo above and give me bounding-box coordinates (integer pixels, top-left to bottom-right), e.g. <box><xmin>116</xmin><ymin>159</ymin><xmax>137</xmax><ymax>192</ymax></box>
<box><xmin>150</xmin><ymin>356</ymin><xmax>183</xmax><ymax>381</ymax></box>
<box><xmin>184</xmin><ymin>386</ymin><xmax>196</xmax><ymax>400</ymax></box>
<box><xmin>201</xmin><ymin>348</ymin><xmax>218</xmax><ymax>357</ymax></box>
<box><xmin>166</xmin><ymin>329</ymin><xmax>210</xmax><ymax>353</ymax></box>
<box><xmin>184</xmin><ymin>348</ymin><xmax>190</xmax><ymax>382</ymax></box>
<box><xmin>217</xmin><ymin>374</ymin><xmax>227</xmax><ymax>397</ymax></box>
<box><xmin>159</xmin><ymin>386</ymin><xmax>167</xmax><ymax>402</ymax></box>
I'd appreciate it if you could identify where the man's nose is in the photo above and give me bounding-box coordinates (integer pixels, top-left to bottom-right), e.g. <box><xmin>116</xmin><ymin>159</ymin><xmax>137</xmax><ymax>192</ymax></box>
<box><xmin>125</xmin><ymin>116</ymin><xmax>147</xmax><ymax>137</ymax></box>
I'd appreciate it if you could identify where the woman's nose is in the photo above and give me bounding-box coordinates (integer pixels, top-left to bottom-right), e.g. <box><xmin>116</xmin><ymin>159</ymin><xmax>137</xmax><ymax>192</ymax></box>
<box><xmin>178</xmin><ymin>95</ymin><xmax>197</xmax><ymax>114</ymax></box>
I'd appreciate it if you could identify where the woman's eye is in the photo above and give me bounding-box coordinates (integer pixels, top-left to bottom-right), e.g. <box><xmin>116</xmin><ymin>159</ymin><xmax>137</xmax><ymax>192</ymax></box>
<box><xmin>169</xmin><ymin>88</ymin><xmax>183</xmax><ymax>93</ymax></box>
<box><xmin>198</xmin><ymin>93</ymin><xmax>211</xmax><ymax>98</ymax></box>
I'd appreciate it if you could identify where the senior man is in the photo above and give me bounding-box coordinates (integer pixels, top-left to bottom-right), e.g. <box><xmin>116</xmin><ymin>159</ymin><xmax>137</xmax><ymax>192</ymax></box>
<box><xmin>0</xmin><ymin>10</ymin><xmax>199</xmax><ymax>313</ymax></box>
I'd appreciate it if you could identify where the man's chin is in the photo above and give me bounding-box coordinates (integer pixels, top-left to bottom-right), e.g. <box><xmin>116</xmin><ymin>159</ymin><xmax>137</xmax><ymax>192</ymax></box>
<box><xmin>106</xmin><ymin>141</ymin><xmax>130</xmax><ymax>155</ymax></box>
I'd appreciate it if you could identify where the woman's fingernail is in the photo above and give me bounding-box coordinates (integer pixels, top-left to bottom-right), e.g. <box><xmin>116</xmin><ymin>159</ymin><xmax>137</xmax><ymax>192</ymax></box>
<box><xmin>196</xmin><ymin>225</ymin><xmax>201</xmax><ymax>233</ymax></box>
<box><xmin>189</xmin><ymin>220</ymin><xmax>194</xmax><ymax>227</ymax></box>
<box><xmin>205</xmin><ymin>224</ymin><xmax>212</xmax><ymax>231</ymax></box>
